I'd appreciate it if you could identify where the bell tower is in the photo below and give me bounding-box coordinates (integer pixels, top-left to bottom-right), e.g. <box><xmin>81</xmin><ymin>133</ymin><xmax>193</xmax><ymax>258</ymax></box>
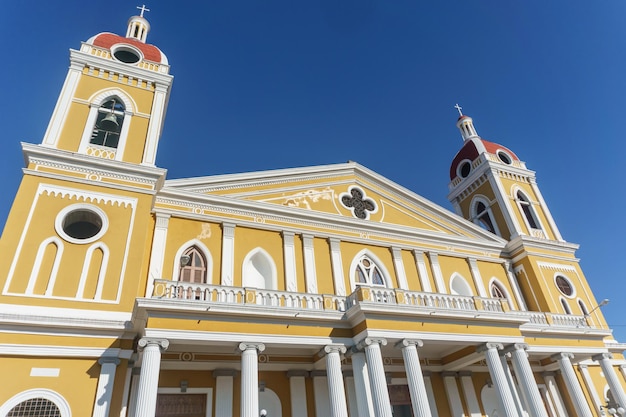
<box><xmin>41</xmin><ymin>5</ymin><xmax>172</xmax><ymax>165</ymax></box>
<box><xmin>447</xmin><ymin>106</ymin><xmax>563</xmax><ymax>242</ymax></box>
<box><xmin>0</xmin><ymin>8</ymin><xmax>170</xmax><ymax>313</ymax></box>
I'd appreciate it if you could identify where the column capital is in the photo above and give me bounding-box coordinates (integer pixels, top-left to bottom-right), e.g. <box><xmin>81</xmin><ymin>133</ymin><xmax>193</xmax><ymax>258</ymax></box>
<box><xmin>395</xmin><ymin>339</ymin><xmax>423</xmax><ymax>349</ymax></box>
<box><xmin>238</xmin><ymin>342</ymin><xmax>265</xmax><ymax>353</ymax></box>
<box><xmin>592</xmin><ymin>352</ymin><xmax>613</xmax><ymax>362</ymax></box>
<box><xmin>138</xmin><ymin>338</ymin><xmax>169</xmax><ymax>352</ymax></box>
<box><xmin>357</xmin><ymin>337</ymin><xmax>387</xmax><ymax>350</ymax></box>
<box><xmin>476</xmin><ymin>342</ymin><xmax>503</xmax><ymax>353</ymax></box>
<box><xmin>98</xmin><ymin>356</ymin><xmax>121</xmax><ymax>366</ymax></box>
<box><xmin>506</xmin><ymin>343</ymin><xmax>529</xmax><ymax>352</ymax></box>
<box><xmin>322</xmin><ymin>344</ymin><xmax>347</xmax><ymax>355</ymax></box>
<box><xmin>552</xmin><ymin>352</ymin><xmax>574</xmax><ymax>361</ymax></box>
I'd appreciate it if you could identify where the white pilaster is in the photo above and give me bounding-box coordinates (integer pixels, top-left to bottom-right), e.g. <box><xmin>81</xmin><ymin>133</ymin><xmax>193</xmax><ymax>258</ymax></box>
<box><xmin>479</xmin><ymin>342</ymin><xmax>520</xmax><ymax>417</ymax></box>
<box><xmin>92</xmin><ymin>356</ymin><xmax>121</xmax><ymax>417</ymax></box>
<box><xmin>283</xmin><ymin>231</ymin><xmax>298</xmax><ymax>292</ymax></box>
<box><xmin>302</xmin><ymin>234</ymin><xmax>318</xmax><ymax>293</ymax></box>
<box><xmin>593</xmin><ymin>353</ymin><xmax>626</xmax><ymax>412</ymax></box>
<box><xmin>542</xmin><ymin>372</ymin><xmax>568</xmax><ymax>417</ymax></box>
<box><xmin>329</xmin><ymin>239</ymin><xmax>346</xmax><ymax>296</ymax></box>
<box><xmin>504</xmin><ymin>261</ymin><xmax>527</xmax><ymax>311</ymax></box>
<box><xmin>442</xmin><ymin>372</ymin><xmax>464</xmax><ymax>417</ymax></box>
<box><xmin>345</xmin><ymin>374</ymin><xmax>358</xmax><ymax>417</ymax></box>
<box><xmin>221</xmin><ymin>223</ymin><xmax>236</xmax><ymax>286</ymax></box>
<box><xmin>459</xmin><ymin>372</ymin><xmax>481</xmax><ymax>417</ymax></box>
<box><xmin>349</xmin><ymin>349</ymin><xmax>375</xmax><ymax>417</ymax></box>
<box><xmin>578</xmin><ymin>365</ymin><xmax>604</xmax><ymax>417</ymax></box>
<box><xmin>324</xmin><ymin>345</ymin><xmax>349</xmax><ymax>417</ymax></box>
<box><xmin>529</xmin><ymin>178</ymin><xmax>563</xmax><ymax>241</ymax></box>
<box><xmin>553</xmin><ymin>353</ymin><xmax>593</xmax><ymax>417</ymax></box>
<box><xmin>126</xmin><ymin>368</ymin><xmax>140</xmax><ymax>417</ymax></box>
<box><xmin>397</xmin><ymin>339</ymin><xmax>432</xmax><ymax>417</ymax></box>
<box><xmin>427</xmin><ymin>252</ymin><xmax>446</xmax><ymax>293</ymax></box>
<box><xmin>135</xmin><ymin>338</ymin><xmax>169</xmax><ymax>417</ymax></box>
<box><xmin>42</xmin><ymin>61</ymin><xmax>83</xmax><ymax>147</ymax></box>
<box><xmin>507</xmin><ymin>344</ymin><xmax>549</xmax><ymax>417</ymax></box>
<box><xmin>288</xmin><ymin>370</ymin><xmax>309</xmax><ymax>417</ymax></box>
<box><xmin>423</xmin><ymin>373</ymin><xmax>439</xmax><ymax>417</ymax></box>
<box><xmin>312</xmin><ymin>372</ymin><xmax>331</xmax><ymax>417</ymax></box>
<box><xmin>119</xmin><ymin>362</ymin><xmax>134</xmax><ymax>417</ymax></box>
<box><xmin>214</xmin><ymin>369</ymin><xmax>236</xmax><ymax>417</ymax></box>
<box><xmin>142</xmin><ymin>83</ymin><xmax>170</xmax><ymax>165</ymax></box>
<box><xmin>392</xmin><ymin>248</ymin><xmax>409</xmax><ymax>290</ymax></box>
<box><xmin>359</xmin><ymin>338</ymin><xmax>392</xmax><ymax>417</ymax></box>
<box><xmin>238</xmin><ymin>342</ymin><xmax>265</xmax><ymax>417</ymax></box>
<box><xmin>467</xmin><ymin>258</ymin><xmax>487</xmax><ymax>297</ymax></box>
<box><xmin>413</xmin><ymin>250</ymin><xmax>432</xmax><ymax>292</ymax></box>
<box><xmin>146</xmin><ymin>213</ymin><xmax>170</xmax><ymax>297</ymax></box>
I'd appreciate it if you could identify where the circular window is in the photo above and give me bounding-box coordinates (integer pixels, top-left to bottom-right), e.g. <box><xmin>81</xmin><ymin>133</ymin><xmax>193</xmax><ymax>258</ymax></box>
<box><xmin>112</xmin><ymin>44</ymin><xmax>141</xmax><ymax>64</ymax></box>
<box><xmin>497</xmin><ymin>150</ymin><xmax>512</xmax><ymax>165</ymax></box>
<box><xmin>459</xmin><ymin>161</ymin><xmax>471</xmax><ymax>178</ymax></box>
<box><xmin>555</xmin><ymin>275</ymin><xmax>574</xmax><ymax>297</ymax></box>
<box><xmin>55</xmin><ymin>204</ymin><xmax>108</xmax><ymax>244</ymax></box>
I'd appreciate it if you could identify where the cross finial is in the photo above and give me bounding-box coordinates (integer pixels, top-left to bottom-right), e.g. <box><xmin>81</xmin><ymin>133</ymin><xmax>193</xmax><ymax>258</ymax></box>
<box><xmin>137</xmin><ymin>4</ymin><xmax>150</xmax><ymax>17</ymax></box>
<box><xmin>454</xmin><ymin>103</ymin><xmax>463</xmax><ymax>116</ymax></box>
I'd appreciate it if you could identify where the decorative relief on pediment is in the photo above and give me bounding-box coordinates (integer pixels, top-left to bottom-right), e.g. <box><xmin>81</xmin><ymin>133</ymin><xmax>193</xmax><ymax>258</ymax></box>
<box><xmin>282</xmin><ymin>186</ymin><xmax>334</xmax><ymax>209</ymax></box>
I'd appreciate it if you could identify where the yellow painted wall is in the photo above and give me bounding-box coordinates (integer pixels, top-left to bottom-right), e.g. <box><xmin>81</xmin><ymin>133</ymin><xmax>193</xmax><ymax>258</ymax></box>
<box><xmin>313</xmin><ymin>238</ymin><xmax>334</xmax><ymax>294</ymax></box>
<box><xmin>438</xmin><ymin>255</ymin><xmax>474</xmax><ymax>295</ymax></box>
<box><xmin>401</xmin><ymin>249</ymin><xmax>421</xmax><ymax>291</ymax></box>
<box><xmin>235</xmin><ymin>227</ymin><xmax>285</xmax><ymax>289</ymax></box>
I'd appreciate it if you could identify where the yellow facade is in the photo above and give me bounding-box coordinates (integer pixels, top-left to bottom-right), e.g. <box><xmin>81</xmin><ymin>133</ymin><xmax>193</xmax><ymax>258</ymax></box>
<box><xmin>0</xmin><ymin>12</ymin><xmax>625</xmax><ymax>417</ymax></box>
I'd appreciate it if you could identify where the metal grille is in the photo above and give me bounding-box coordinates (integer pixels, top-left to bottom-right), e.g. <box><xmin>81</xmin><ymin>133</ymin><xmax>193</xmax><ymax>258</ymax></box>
<box><xmin>7</xmin><ymin>398</ymin><xmax>61</xmax><ymax>417</ymax></box>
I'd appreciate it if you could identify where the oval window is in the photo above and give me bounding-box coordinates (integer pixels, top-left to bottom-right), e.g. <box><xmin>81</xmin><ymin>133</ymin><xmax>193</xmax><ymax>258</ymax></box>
<box><xmin>459</xmin><ymin>161</ymin><xmax>471</xmax><ymax>178</ymax></box>
<box><xmin>555</xmin><ymin>275</ymin><xmax>574</xmax><ymax>297</ymax></box>
<box><xmin>55</xmin><ymin>204</ymin><xmax>108</xmax><ymax>244</ymax></box>
<box><xmin>497</xmin><ymin>150</ymin><xmax>512</xmax><ymax>165</ymax></box>
<box><xmin>111</xmin><ymin>44</ymin><xmax>142</xmax><ymax>64</ymax></box>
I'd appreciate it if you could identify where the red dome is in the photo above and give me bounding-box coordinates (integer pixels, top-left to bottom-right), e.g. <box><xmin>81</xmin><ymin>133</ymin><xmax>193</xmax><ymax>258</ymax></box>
<box><xmin>91</xmin><ymin>33</ymin><xmax>163</xmax><ymax>63</ymax></box>
<box><xmin>449</xmin><ymin>138</ymin><xmax>519</xmax><ymax>180</ymax></box>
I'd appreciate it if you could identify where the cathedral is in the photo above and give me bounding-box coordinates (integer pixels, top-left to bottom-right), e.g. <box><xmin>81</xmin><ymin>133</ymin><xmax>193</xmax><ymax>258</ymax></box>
<box><xmin>1</xmin><ymin>8</ymin><xmax>625</xmax><ymax>417</ymax></box>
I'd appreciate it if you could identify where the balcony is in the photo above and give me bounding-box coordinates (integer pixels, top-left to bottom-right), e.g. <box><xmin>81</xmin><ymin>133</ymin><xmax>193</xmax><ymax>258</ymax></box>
<box><xmin>150</xmin><ymin>279</ymin><xmax>595</xmax><ymax>330</ymax></box>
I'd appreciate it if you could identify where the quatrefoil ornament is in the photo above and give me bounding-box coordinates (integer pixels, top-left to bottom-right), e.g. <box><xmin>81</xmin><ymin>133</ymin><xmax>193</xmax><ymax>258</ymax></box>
<box><xmin>340</xmin><ymin>186</ymin><xmax>377</xmax><ymax>220</ymax></box>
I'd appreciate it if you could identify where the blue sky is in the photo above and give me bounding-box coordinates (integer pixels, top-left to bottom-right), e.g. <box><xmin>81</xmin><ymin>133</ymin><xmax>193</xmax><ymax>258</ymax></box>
<box><xmin>1</xmin><ymin>1</ymin><xmax>625</xmax><ymax>340</ymax></box>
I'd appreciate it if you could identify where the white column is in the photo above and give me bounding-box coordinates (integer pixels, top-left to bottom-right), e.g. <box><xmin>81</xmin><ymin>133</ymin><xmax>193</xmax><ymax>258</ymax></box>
<box><xmin>458</xmin><ymin>372</ymin><xmax>481</xmax><ymax>417</ymax></box>
<box><xmin>542</xmin><ymin>372</ymin><xmax>568</xmax><ymax>417</ymax></box>
<box><xmin>92</xmin><ymin>357</ymin><xmax>120</xmax><ymax>417</ymax></box>
<box><xmin>302</xmin><ymin>234</ymin><xmax>318</xmax><ymax>294</ymax></box>
<box><xmin>579</xmin><ymin>364</ymin><xmax>604</xmax><ymax>417</ymax></box>
<box><xmin>126</xmin><ymin>368</ymin><xmax>141</xmax><ymax>417</ymax></box>
<box><xmin>329</xmin><ymin>239</ymin><xmax>346</xmax><ymax>296</ymax></box>
<box><xmin>397</xmin><ymin>339</ymin><xmax>432</xmax><ymax>417</ymax></box>
<box><xmin>553</xmin><ymin>353</ymin><xmax>593</xmax><ymax>417</ymax></box>
<box><xmin>238</xmin><ymin>342</ymin><xmax>265</xmax><ymax>417</ymax></box>
<box><xmin>135</xmin><ymin>338</ymin><xmax>169</xmax><ymax>417</ymax></box>
<box><xmin>423</xmin><ymin>372</ymin><xmax>439</xmax><ymax>417</ymax></box>
<box><xmin>344</xmin><ymin>373</ymin><xmax>358</xmax><ymax>417</ymax></box>
<box><xmin>288</xmin><ymin>370</ymin><xmax>309</xmax><ymax>417</ymax></box>
<box><xmin>118</xmin><ymin>361</ymin><xmax>134</xmax><ymax>417</ymax></box>
<box><xmin>500</xmin><ymin>353</ymin><xmax>525</xmax><ymax>417</ymax></box>
<box><xmin>413</xmin><ymin>250</ymin><xmax>432</xmax><ymax>292</ymax></box>
<box><xmin>507</xmin><ymin>344</ymin><xmax>549</xmax><ymax>417</ymax></box>
<box><xmin>312</xmin><ymin>371</ymin><xmax>331</xmax><ymax>417</ymax></box>
<box><xmin>620</xmin><ymin>365</ymin><xmax>626</xmax><ymax>384</ymax></box>
<box><xmin>467</xmin><ymin>258</ymin><xmax>487</xmax><ymax>297</ymax></box>
<box><xmin>479</xmin><ymin>342</ymin><xmax>520</xmax><ymax>417</ymax></box>
<box><xmin>348</xmin><ymin>349</ymin><xmax>375</xmax><ymax>417</ymax></box>
<box><xmin>442</xmin><ymin>372</ymin><xmax>464</xmax><ymax>417</ymax></box>
<box><xmin>594</xmin><ymin>353</ymin><xmax>626</xmax><ymax>411</ymax></box>
<box><xmin>221</xmin><ymin>223</ymin><xmax>236</xmax><ymax>286</ymax></box>
<box><xmin>392</xmin><ymin>248</ymin><xmax>409</xmax><ymax>290</ymax></box>
<box><xmin>427</xmin><ymin>252</ymin><xmax>446</xmax><ymax>293</ymax></box>
<box><xmin>324</xmin><ymin>345</ymin><xmax>349</xmax><ymax>417</ymax></box>
<box><xmin>283</xmin><ymin>232</ymin><xmax>298</xmax><ymax>292</ymax></box>
<box><xmin>146</xmin><ymin>213</ymin><xmax>170</xmax><ymax>297</ymax></box>
<box><xmin>359</xmin><ymin>338</ymin><xmax>392</xmax><ymax>417</ymax></box>
<box><xmin>214</xmin><ymin>369</ymin><xmax>236</xmax><ymax>417</ymax></box>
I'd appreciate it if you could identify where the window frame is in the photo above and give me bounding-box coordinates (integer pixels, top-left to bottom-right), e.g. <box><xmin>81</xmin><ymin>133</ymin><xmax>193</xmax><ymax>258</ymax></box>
<box><xmin>470</xmin><ymin>196</ymin><xmax>501</xmax><ymax>236</ymax></box>
<box><xmin>515</xmin><ymin>189</ymin><xmax>543</xmax><ymax>232</ymax></box>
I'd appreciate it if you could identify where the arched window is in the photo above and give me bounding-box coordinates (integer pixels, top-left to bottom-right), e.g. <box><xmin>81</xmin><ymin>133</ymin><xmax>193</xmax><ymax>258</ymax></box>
<box><xmin>180</xmin><ymin>246</ymin><xmax>207</xmax><ymax>284</ymax></box>
<box><xmin>90</xmin><ymin>97</ymin><xmax>125</xmax><ymax>148</ymax></box>
<box><xmin>578</xmin><ymin>299</ymin><xmax>589</xmax><ymax>316</ymax></box>
<box><xmin>516</xmin><ymin>191</ymin><xmax>541</xmax><ymax>230</ymax></box>
<box><xmin>6</xmin><ymin>398</ymin><xmax>61</xmax><ymax>417</ymax></box>
<box><xmin>354</xmin><ymin>255</ymin><xmax>385</xmax><ymax>286</ymax></box>
<box><xmin>242</xmin><ymin>248</ymin><xmax>276</xmax><ymax>290</ymax></box>
<box><xmin>560</xmin><ymin>297</ymin><xmax>572</xmax><ymax>314</ymax></box>
<box><xmin>450</xmin><ymin>274</ymin><xmax>473</xmax><ymax>296</ymax></box>
<box><xmin>477</xmin><ymin>202</ymin><xmax>498</xmax><ymax>234</ymax></box>
<box><xmin>490</xmin><ymin>281</ymin><xmax>507</xmax><ymax>299</ymax></box>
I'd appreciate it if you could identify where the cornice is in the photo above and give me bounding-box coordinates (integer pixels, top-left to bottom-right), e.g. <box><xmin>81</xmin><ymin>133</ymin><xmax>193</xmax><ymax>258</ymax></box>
<box><xmin>70</xmin><ymin>48</ymin><xmax>173</xmax><ymax>86</ymax></box>
<box><xmin>155</xmin><ymin>188</ymin><xmax>509</xmax><ymax>256</ymax></box>
<box><xmin>506</xmin><ymin>235</ymin><xmax>580</xmax><ymax>262</ymax></box>
<box><xmin>22</xmin><ymin>142</ymin><xmax>167</xmax><ymax>193</ymax></box>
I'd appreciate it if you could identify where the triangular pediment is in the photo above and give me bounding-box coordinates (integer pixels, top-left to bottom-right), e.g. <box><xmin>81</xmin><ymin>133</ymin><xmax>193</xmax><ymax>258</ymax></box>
<box><xmin>164</xmin><ymin>162</ymin><xmax>505</xmax><ymax>244</ymax></box>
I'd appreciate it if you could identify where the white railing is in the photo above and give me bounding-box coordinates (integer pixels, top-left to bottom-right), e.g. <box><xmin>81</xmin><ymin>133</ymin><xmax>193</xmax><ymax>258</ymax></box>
<box><xmin>151</xmin><ymin>280</ymin><xmax>591</xmax><ymax>328</ymax></box>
